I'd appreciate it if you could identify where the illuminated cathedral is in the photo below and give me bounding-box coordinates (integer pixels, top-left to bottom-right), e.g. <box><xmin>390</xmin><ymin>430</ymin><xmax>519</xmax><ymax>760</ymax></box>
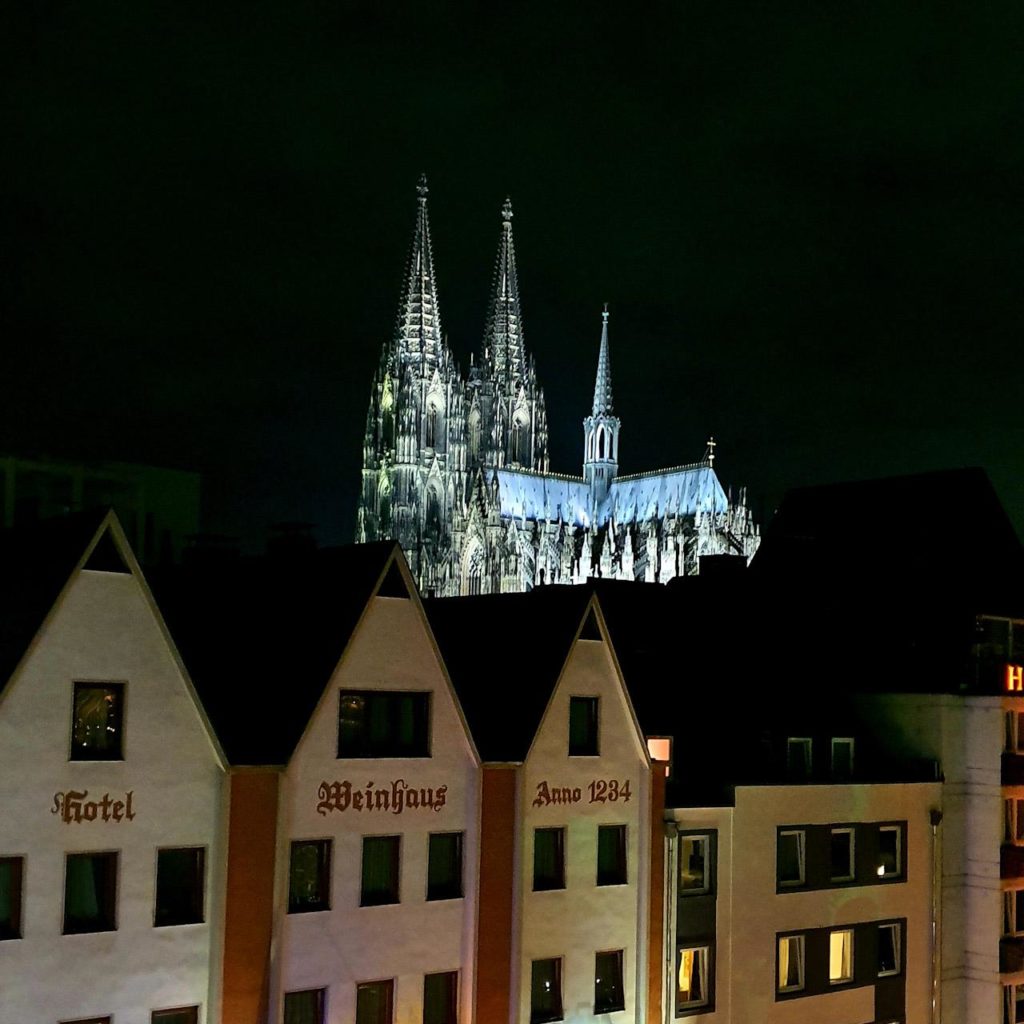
<box><xmin>356</xmin><ymin>177</ymin><xmax>760</xmax><ymax>595</ymax></box>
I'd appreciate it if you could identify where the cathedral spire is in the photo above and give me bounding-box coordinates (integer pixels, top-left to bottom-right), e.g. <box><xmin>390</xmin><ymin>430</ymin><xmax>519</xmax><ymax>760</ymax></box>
<box><xmin>592</xmin><ymin>304</ymin><xmax>614</xmax><ymax>415</ymax></box>
<box><xmin>481</xmin><ymin>196</ymin><xmax>526</xmax><ymax>386</ymax></box>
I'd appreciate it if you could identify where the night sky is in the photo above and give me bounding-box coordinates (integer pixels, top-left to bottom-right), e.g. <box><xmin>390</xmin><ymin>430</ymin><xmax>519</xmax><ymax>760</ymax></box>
<box><xmin>2</xmin><ymin>4</ymin><xmax>1022</xmax><ymax>548</ymax></box>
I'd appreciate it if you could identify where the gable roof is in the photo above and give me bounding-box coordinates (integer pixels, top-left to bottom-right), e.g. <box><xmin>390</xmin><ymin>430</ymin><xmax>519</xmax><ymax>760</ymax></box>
<box><xmin>149</xmin><ymin>541</ymin><xmax>400</xmax><ymax>765</ymax></box>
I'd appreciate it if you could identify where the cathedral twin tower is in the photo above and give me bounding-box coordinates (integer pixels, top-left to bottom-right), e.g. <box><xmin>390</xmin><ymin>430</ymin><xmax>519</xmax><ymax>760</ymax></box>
<box><xmin>356</xmin><ymin>177</ymin><xmax>759</xmax><ymax>596</ymax></box>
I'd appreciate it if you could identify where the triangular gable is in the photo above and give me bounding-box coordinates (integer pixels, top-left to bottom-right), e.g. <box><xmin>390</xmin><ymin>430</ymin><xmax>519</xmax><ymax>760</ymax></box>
<box><xmin>82</xmin><ymin>526</ymin><xmax>131</xmax><ymax>573</ymax></box>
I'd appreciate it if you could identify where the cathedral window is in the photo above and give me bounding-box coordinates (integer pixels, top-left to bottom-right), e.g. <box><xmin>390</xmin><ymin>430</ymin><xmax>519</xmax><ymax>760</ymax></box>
<box><xmin>468</xmin><ymin>409</ymin><xmax>481</xmax><ymax>460</ymax></box>
<box><xmin>338</xmin><ymin>690</ymin><xmax>431</xmax><ymax>758</ymax></box>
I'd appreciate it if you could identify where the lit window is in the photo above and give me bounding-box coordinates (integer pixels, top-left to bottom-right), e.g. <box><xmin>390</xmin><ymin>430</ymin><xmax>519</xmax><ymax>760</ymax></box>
<box><xmin>678</xmin><ymin>834</ymin><xmax>710</xmax><ymax>894</ymax></box>
<box><xmin>360</xmin><ymin>836</ymin><xmax>400</xmax><ymax>906</ymax></box>
<box><xmin>284</xmin><ymin>989</ymin><xmax>325</xmax><ymax>1024</ymax></box>
<box><xmin>0</xmin><ymin>856</ymin><xmax>24</xmax><ymax>940</ymax></box>
<box><xmin>338</xmin><ymin>690</ymin><xmax>430</xmax><ymax>758</ymax></box>
<box><xmin>63</xmin><ymin>851</ymin><xmax>118</xmax><ymax>934</ymax></box>
<box><xmin>1006</xmin><ymin>712</ymin><xmax>1024</xmax><ymax>753</ymax></box>
<box><xmin>356</xmin><ymin>980</ymin><xmax>394</xmax><ymax>1024</ymax></box>
<box><xmin>423</xmin><ymin>971</ymin><xmax>458</xmax><ymax>1024</ymax></box>
<box><xmin>878</xmin><ymin>922</ymin><xmax>901</xmax><ymax>976</ymax></box>
<box><xmin>597</xmin><ymin>825</ymin><xmax>627</xmax><ymax>886</ymax></box>
<box><xmin>70</xmin><ymin>683</ymin><xmax>124</xmax><ymax>761</ymax></box>
<box><xmin>533</xmin><ymin>828</ymin><xmax>565</xmax><ymax>891</ymax></box>
<box><xmin>877</xmin><ymin>825</ymin><xmax>902</xmax><ymax>879</ymax></box>
<box><xmin>427</xmin><ymin>833</ymin><xmax>463</xmax><ymax>901</ymax></box>
<box><xmin>829</xmin><ymin>928</ymin><xmax>854</xmax><ymax>984</ymax></box>
<box><xmin>777</xmin><ymin>934</ymin><xmax>804</xmax><ymax>992</ymax></box>
<box><xmin>151</xmin><ymin>1010</ymin><xmax>199</xmax><ymax>1024</ymax></box>
<box><xmin>778</xmin><ymin>830</ymin><xmax>805</xmax><ymax>887</ymax></box>
<box><xmin>569</xmin><ymin>696</ymin><xmax>599</xmax><ymax>756</ymax></box>
<box><xmin>155</xmin><ymin>847</ymin><xmax>205</xmax><ymax>926</ymax></box>
<box><xmin>1005</xmin><ymin>983</ymin><xmax>1024</xmax><ymax>1024</ymax></box>
<box><xmin>786</xmin><ymin>737</ymin><xmax>812</xmax><ymax>778</ymax></box>
<box><xmin>530</xmin><ymin>958</ymin><xmax>563</xmax><ymax>1023</ymax></box>
<box><xmin>288</xmin><ymin>840</ymin><xmax>331</xmax><ymax>914</ymax></box>
<box><xmin>831</xmin><ymin>737</ymin><xmax>854</xmax><ymax>778</ymax></box>
<box><xmin>830</xmin><ymin>828</ymin><xmax>855</xmax><ymax>882</ymax></box>
<box><xmin>594</xmin><ymin>950</ymin><xmax>625</xmax><ymax>1014</ymax></box>
<box><xmin>677</xmin><ymin>946</ymin><xmax>709</xmax><ymax>1010</ymax></box>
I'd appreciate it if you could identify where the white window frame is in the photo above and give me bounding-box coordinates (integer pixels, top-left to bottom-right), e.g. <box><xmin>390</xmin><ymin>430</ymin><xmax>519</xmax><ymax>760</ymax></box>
<box><xmin>678</xmin><ymin>834</ymin><xmax>710</xmax><ymax>896</ymax></box>
<box><xmin>877</xmin><ymin>825</ymin><xmax>903</xmax><ymax>878</ymax></box>
<box><xmin>778</xmin><ymin>829</ymin><xmax>806</xmax><ymax>887</ymax></box>
<box><xmin>1006</xmin><ymin>890</ymin><xmax>1024</xmax><ymax>937</ymax></box>
<box><xmin>828</xmin><ymin>927</ymin><xmax>854</xmax><ymax>985</ymax></box>
<box><xmin>1006</xmin><ymin>982</ymin><xmax>1024</xmax><ymax>1024</ymax></box>
<box><xmin>776</xmin><ymin>933</ymin><xmax>805</xmax><ymax>993</ymax></box>
<box><xmin>831</xmin><ymin>736</ymin><xmax>855</xmax><ymax>775</ymax></box>
<box><xmin>830</xmin><ymin>827</ymin><xmax>856</xmax><ymax>882</ymax></box>
<box><xmin>676</xmin><ymin>945</ymin><xmax>710</xmax><ymax>1010</ymax></box>
<box><xmin>877</xmin><ymin>922</ymin><xmax>901</xmax><ymax>977</ymax></box>
<box><xmin>786</xmin><ymin>737</ymin><xmax>812</xmax><ymax>777</ymax></box>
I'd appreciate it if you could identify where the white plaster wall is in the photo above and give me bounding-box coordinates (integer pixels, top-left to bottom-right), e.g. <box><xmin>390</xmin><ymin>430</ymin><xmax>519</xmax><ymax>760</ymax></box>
<box><xmin>0</xmin><ymin>568</ymin><xmax>226</xmax><ymax>1024</ymax></box>
<box><xmin>274</xmin><ymin>596</ymin><xmax>480</xmax><ymax>1024</ymax></box>
<box><xmin>517</xmin><ymin>638</ymin><xmax>649</xmax><ymax>1024</ymax></box>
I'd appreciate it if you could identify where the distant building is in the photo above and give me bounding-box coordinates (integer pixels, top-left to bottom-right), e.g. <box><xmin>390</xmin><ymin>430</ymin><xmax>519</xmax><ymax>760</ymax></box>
<box><xmin>356</xmin><ymin>178</ymin><xmax>759</xmax><ymax>596</ymax></box>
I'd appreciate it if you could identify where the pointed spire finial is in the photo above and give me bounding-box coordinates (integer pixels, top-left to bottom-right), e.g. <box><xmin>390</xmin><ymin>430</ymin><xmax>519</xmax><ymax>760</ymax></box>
<box><xmin>705</xmin><ymin>436</ymin><xmax>717</xmax><ymax>467</ymax></box>
<box><xmin>502</xmin><ymin>196</ymin><xmax>513</xmax><ymax>223</ymax></box>
<box><xmin>602</xmin><ymin>302</ymin><xmax>609</xmax><ymax>323</ymax></box>
<box><xmin>417</xmin><ymin>173</ymin><xmax>429</xmax><ymax>202</ymax></box>
<box><xmin>592</xmin><ymin>306</ymin><xmax>613</xmax><ymax>416</ymax></box>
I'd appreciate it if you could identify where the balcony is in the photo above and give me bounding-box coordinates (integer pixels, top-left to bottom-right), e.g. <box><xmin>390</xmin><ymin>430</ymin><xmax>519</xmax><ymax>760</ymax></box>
<box><xmin>1004</xmin><ymin>754</ymin><xmax>1024</xmax><ymax>787</ymax></box>
<box><xmin>1002</xmin><ymin>845</ymin><xmax>1024</xmax><ymax>880</ymax></box>
<box><xmin>1002</xmin><ymin>937</ymin><xmax>1024</xmax><ymax>974</ymax></box>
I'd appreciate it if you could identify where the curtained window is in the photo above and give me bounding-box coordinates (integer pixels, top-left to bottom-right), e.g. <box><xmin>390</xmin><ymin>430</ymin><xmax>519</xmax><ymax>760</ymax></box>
<box><xmin>597</xmin><ymin>825</ymin><xmax>627</xmax><ymax>886</ymax></box>
<box><xmin>338</xmin><ymin>691</ymin><xmax>430</xmax><ymax>758</ymax></box>
<box><xmin>361</xmin><ymin>836</ymin><xmax>400</xmax><ymax>906</ymax></box>
<box><xmin>677</xmin><ymin>946</ymin><xmax>709</xmax><ymax>1009</ymax></box>
<box><xmin>568</xmin><ymin>696</ymin><xmax>599</xmax><ymax>756</ymax></box>
<box><xmin>356</xmin><ymin>980</ymin><xmax>394</xmax><ymax>1024</ymax></box>
<box><xmin>533</xmin><ymin>828</ymin><xmax>565</xmax><ymax>891</ymax></box>
<box><xmin>70</xmin><ymin>683</ymin><xmax>124</xmax><ymax>760</ymax></box>
<box><xmin>63</xmin><ymin>852</ymin><xmax>118</xmax><ymax>934</ymax></box>
<box><xmin>777</xmin><ymin>934</ymin><xmax>804</xmax><ymax>992</ymax></box>
<box><xmin>829</xmin><ymin>928</ymin><xmax>854</xmax><ymax>984</ymax></box>
<box><xmin>284</xmin><ymin>989</ymin><xmax>325</xmax><ymax>1024</ymax></box>
<box><xmin>530</xmin><ymin>958</ymin><xmax>562</xmax><ymax>1024</ymax></box>
<box><xmin>151</xmin><ymin>1009</ymin><xmax>199</xmax><ymax>1024</ymax></box>
<box><xmin>427</xmin><ymin>833</ymin><xmax>463</xmax><ymax>901</ymax></box>
<box><xmin>288</xmin><ymin>840</ymin><xmax>331</xmax><ymax>914</ymax></box>
<box><xmin>594</xmin><ymin>950</ymin><xmax>625</xmax><ymax>1014</ymax></box>
<box><xmin>155</xmin><ymin>847</ymin><xmax>205</xmax><ymax>926</ymax></box>
<box><xmin>0</xmin><ymin>856</ymin><xmax>23</xmax><ymax>940</ymax></box>
<box><xmin>423</xmin><ymin>971</ymin><xmax>458</xmax><ymax>1024</ymax></box>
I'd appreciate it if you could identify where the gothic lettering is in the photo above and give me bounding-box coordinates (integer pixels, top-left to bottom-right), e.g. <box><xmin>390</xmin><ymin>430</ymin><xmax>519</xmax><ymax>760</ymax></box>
<box><xmin>316</xmin><ymin>778</ymin><xmax>448</xmax><ymax>816</ymax></box>
<box><xmin>50</xmin><ymin>789</ymin><xmax>136</xmax><ymax>824</ymax></box>
<box><xmin>533</xmin><ymin>779</ymin><xmax>633</xmax><ymax>808</ymax></box>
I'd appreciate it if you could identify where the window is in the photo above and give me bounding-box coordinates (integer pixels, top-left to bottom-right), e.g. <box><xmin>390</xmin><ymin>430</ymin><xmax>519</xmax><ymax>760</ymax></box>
<box><xmin>284</xmin><ymin>990</ymin><xmax>325</xmax><ymax>1024</ymax></box>
<box><xmin>786</xmin><ymin>737</ymin><xmax>812</xmax><ymax>778</ymax></box>
<box><xmin>1007</xmin><ymin>891</ymin><xmax>1024</xmax><ymax>936</ymax></box>
<box><xmin>288</xmin><ymin>840</ymin><xmax>331</xmax><ymax>914</ymax></box>
<box><xmin>61</xmin><ymin>1019</ymin><xmax>111</xmax><ymax>1024</ymax></box>
<box><xmin>423</xmin><ymin>971</ymin><xmax>458</xmax><ymax>1024</ymax></box>
<box><xmin>778</xmin><ymin>830</ymin><xmax>805</xmax><ymax>887</ymax></box>
<box><xmin>533</xmin><ymin>828</ymin><xmax>565</xmax><ymax>891</ymax></box>
<box><xmin>597</xmin><ymin>825</ymin><xmax>627</xmax><ymax>886</ymax></box>
<box><xmin>1008</xmin><ymin>800</ymin><xmax>1024</xmax><ymax>844</ymax></box>
<box><xmin>151</xmin><ymin>1009</ymin><xmax>199</xmax><ymax>1024</ymax></box>
<box><xmin>830</xmin><ymin>828</ymin><xmax>855</xmax><ymax>882</ymax></box>
<box><xmin>678</xmin><ymin>834</ymin><xmax>709</xmax><ymax>894</ymax></box>
<box><xmin>569</xmin><ymin>696</ymin><xmax>599</xmax><ymax>756</ymax></box>
<box><xmin>530</xmin><ymin>958</ymin><xmax>563</xmax><ymax>1023</ymax></box>
<box><xmin>63</xmin><ymin>851</ymin><xmax>117</xmax><ymax>933</ymax></box>
<box><xmin>70</xmin><ymin>682</ymin><xmax>124</xmax><ymax>760</ymax></box>
<box><xmin>0</xmin><ymin>856</ymin><xmax>23</xmax><ymax>939</ymax></box>
<box><xmin>356</xmin><ymin>980</ymin><xmax>394</xmax><ymax>1024</ymax></box>
<box><xmin>1006</xmin><ymin>983</ymin><xmax>1024</xmax><ymax>1024</ymax></box>
<box><xmin>831</xmin><ymin>737</ymin><xmax>854</xmax><ymax>778</ymax></box>
<box><xmin>427</xmin><ymin>833</ymin><xmax>463</xmax><ymax>901</ymax></box>
<box><xmin>677</xmin><ymin>946</ymin><xmax>709</xmax><ymax>1010</ymax></box>
<box><xmin>361</xmin><ymin>836</ymin><xmax>401</xmax><ymax>906</ymax></box>
<box><xmin>878</xmin><ymin>825</ymin><xmax>902</xmax><ymax>879</ymax></box>
<box><xmin>829</xmin><ymin>928</ymin><xmax>854</xmax><ymax>984</ymax></box>
<box><xmin>594</xmin><ymin>950</ymin><xmax>625</xmax><ymax>1014</ymax></box>
<box><xmin>878</xmin><ymin>922</ymin><xmax>901</xmax><ymax>976</ymax></box>
<box><xmin>777</xmin><ymin>934</ymin><xmax>804</xmax><ymax>993</ymax></box>
<box><xmin>155</xmin><ymin>847</ymin><xmax>205</xmax><ymax>926</ymax></box>
<box><xmin>1006</xmin><ymin>712</ymin><xmax>1024</xmax><ymax>752</ymax></box>
<box><xmin>338</xmin><ymin>690</ymin><xmax>430</xmax><ymax>758</ymax></box>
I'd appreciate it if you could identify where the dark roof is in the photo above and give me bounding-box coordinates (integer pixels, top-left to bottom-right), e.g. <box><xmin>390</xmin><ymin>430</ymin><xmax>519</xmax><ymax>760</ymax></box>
<box><xmin>150</xmin><ymin>541</ymin><xmax>397</xmax><ymax>765</ymax></box>
<box><xmin>0</xmin><ymin>509</ymin><xmax>109</xmax><ymax>700</ymax></box>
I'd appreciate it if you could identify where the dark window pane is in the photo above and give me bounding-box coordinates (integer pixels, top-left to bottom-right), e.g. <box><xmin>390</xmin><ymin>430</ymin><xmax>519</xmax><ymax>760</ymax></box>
<box><xmin>289</xmin><ymin>840</ymin><xmax>331</xmax><ymax>913</ymax></box>
<box><xmin>878</xmin><ymin>924</ymin><xmax>899</xmax><ymax>975</ymax></box>
<box><xmin>155</xmin><ymin>848</ymin><xmax>204</xmax><ymax>926</ymax></box>
<box><xmin>63</xmin><ymin>852</ymin><xmax>117</xmax><ymax>933</ymax></box>
<box><xmin>533</xmin><ymin>828</ymin><xmax>565</xmax><ymax>891</ymax></box>
<box><xmin>424</xmin><ymin>971</ymin><xmax>458</xmax><ymax>1024</ymax></box>
<box><xmin>569</xmin><ymin>696</ymin><xmax>599</xmax><ymax>756</ymax></box>
<box><xmin>427</xmin><ymin>833</ymin><xmax>463</xmax><ymax>901</ymax></box>
<box><xmin>338</xmin><ymin>691</ymin><xmax>430</xmax><ymax>758</ymax></box>
<box><xmin>830</xmin><ymin>830</ymin><xmax>853</xmax><ymax>881</ymax></box>
<box><xmin>597</xmin><ymin>825</ymin><xmax>627</xmax><ymax>886</ymax></box>
<box><xmin>0</xmin><ymin>856</ymin><xmax>23</xmax><ymax>939</ymax></box>
<box><xmin>151</xmin><ymin>1009</ymin><xmax>199</xmax><ymax>1024</ymax></box>
<box><xmin>786</xmin><ymin>738</ymin><xmax>811</xmax><ymax>778</ymax></box>
<box><xmin>778</xmin><ymin>832</ymin><xmax>803</xmax><ymax>885</ymax></box>
<box><xmin>356</xmin><ymin>980</ymin><xmax>394</xmax><ymax>1024</ymax></box>
<box><xmin>594</xmin><ymin>950</ymin><xmax>625</xmax><ymax>1013</ymax></box>
<box><xmin>71</xmin><ymin>683</ymin><xmax>124</xmax><ymax>760</ymax></box>
<box><xmin>284</xmin><ymin>989</ymin><xmax>325</xmax><ymax>1024</ymax></box>
<box><xmin>530</xmin><ymin>958</ymin><xmax>563</xmax><ymax>1023</ymax></box>
<box><xmin>361</xmin><ymin>836</ymin><xmax>401</xmax><ymax>906</ymax></box>
<box><xmin>878</xmin><ymin>826</ymin><xmax>901</xmax><ymax>877</ymax></box>
<box><xmin>831</xmin><ymin>739</ymin><xmax>853</xmax><ymax>778</ymax></box>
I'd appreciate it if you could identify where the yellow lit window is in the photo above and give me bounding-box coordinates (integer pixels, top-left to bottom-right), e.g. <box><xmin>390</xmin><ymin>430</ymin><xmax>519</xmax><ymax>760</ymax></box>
<box><xmin>829</xmin><ymin>928</ymin><xmax>854</xmax><ymax>984</ymax></box>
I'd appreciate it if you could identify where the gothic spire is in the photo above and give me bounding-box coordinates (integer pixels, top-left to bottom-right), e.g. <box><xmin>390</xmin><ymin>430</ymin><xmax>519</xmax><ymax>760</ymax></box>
<box><xmin>393</xmin><ymin>173</ymin><xmax>445</xmax><ymax>373</ymax></box>
<box><xmin>481</xmin><ymin>196</ymin><xmax>526</xmax><ymax>386</ymax></box>
<box><xmin>592</xmin><ymin>304</ymin><xmax>614</xmax><ymax>416</ymax></box>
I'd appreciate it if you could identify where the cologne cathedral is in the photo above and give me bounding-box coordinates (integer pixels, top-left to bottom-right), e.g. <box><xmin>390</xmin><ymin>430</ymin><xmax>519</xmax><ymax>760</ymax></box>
<box><xmin>356</xmin><ymin>177</ymin><xmax>760</xmax><ymax>596</ymax></box>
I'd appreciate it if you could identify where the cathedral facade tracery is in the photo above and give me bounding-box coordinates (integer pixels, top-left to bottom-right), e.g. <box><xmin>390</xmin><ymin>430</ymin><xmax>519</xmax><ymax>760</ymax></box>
<box><xmin>356</xmin><ymin>178</ymin><xmax>760</xmax><ymax>595</ymax></box>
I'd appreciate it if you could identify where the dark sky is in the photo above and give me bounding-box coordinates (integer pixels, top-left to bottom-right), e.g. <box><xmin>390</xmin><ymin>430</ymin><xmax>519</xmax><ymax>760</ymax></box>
<box><xmin>2</xmin><ymin>3</ymin><xmax>1022</xmax><ymax>548</ymax></box>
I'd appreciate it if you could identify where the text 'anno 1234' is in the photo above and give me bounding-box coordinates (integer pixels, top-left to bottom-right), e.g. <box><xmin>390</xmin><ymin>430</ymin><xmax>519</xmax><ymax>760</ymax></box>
<box><xmin>532</xmin><ymin>779</ymin><xmax>632</xmax><ymax>808</ymax></box>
